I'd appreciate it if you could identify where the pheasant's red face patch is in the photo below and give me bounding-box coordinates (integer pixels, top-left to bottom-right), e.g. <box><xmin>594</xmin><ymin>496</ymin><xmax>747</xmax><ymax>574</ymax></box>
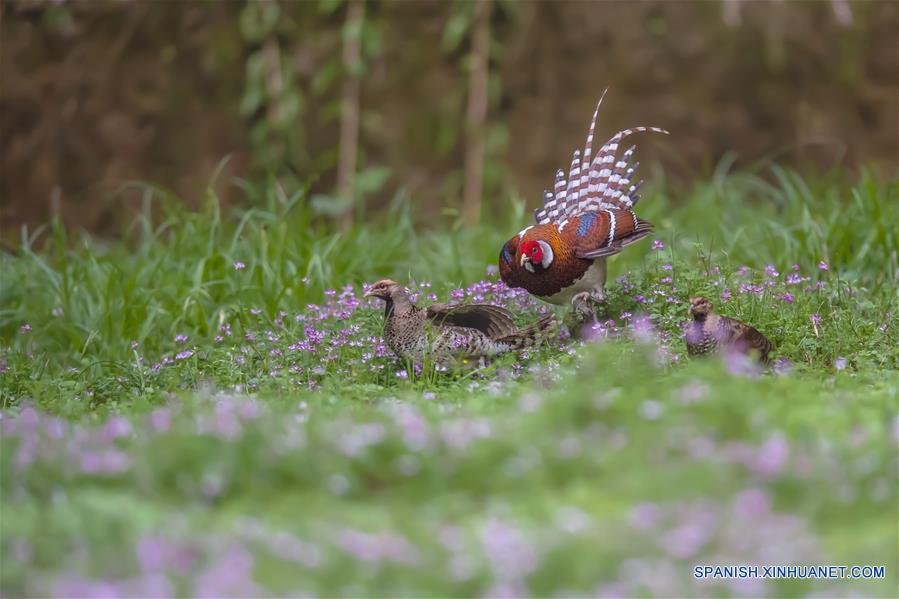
<box><xmin>520</xmin><ymin>240</ymin><xmax>544</xmax><ymax>264</ymax></box>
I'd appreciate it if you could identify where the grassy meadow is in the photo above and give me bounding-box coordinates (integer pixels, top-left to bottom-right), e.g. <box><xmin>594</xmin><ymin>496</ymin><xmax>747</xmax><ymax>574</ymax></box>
<box><xmin>1</xmin><ymin>168</ymin><xmax>897</xmax><ymax>597</ymax></box>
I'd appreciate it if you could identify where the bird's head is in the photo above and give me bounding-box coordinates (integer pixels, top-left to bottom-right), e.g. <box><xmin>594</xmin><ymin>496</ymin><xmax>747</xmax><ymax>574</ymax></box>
<box><xmin>519</xmin><ymin>239</ymin><xmax>554</xmax><ymax>273</ymax></box>
<box><xmin>689</xmin><ymin>296</ymin><xmax>714</xmax><ymax>319</ymax></box>
<box><xmin>364</xmin><ymin>278</ymin><xmax>402</xmax><ymax>301</ymax></box>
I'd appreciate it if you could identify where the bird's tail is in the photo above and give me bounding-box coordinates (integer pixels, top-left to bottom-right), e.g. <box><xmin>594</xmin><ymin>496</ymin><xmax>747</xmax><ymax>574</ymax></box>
<box><xmin>498</xmin><ymin>314</ymin><xmax>555</xmax><ymax>350</ymax></box>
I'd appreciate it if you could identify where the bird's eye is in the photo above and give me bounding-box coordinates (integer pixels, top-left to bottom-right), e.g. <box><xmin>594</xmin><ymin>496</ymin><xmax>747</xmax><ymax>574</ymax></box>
<box><xmin>531</xmin><ymin>247</ymin><xmax>538</xmax><ymax>254</ymax></box>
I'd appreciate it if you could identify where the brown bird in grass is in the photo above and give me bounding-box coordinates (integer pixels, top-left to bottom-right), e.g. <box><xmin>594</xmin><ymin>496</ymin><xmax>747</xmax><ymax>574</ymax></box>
<box><xmin>365</xmin><ymin>279</ymin><xmax>553</xmax><ymax>362</ymax></box>
<box><xmin>685</xmin><ymin>296</ymin><xmax>773</xmax><ymax>363</ymax></box>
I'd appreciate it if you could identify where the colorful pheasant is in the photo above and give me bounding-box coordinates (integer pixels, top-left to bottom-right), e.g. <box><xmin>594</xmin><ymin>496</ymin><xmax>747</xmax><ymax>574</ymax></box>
<box><xmin>685</xmin><ymin>296</ymin><xmax>773</xmax><ymax>363</ymax></box>
<box><xmin>499</xmin><ymin>90</ymin><xmax>667</xmax><ymax>319</ymax></box>
<box><xmin>365</xmin><ymin>279</ymin><xmax>552</xmax><ymax>362</ymax></box>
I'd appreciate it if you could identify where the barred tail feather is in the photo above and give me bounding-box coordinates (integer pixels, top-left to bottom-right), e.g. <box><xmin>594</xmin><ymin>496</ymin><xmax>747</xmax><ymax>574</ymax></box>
<box><xmin>578</xmin><ymin>90</ymin><xmax>606</xmax><ymax>202</ymax></box>
<box><xmin>535</xmin><ymin>91</ymin><xmax>668</xmax><ymax>224</ymax></box>
<box><xmin>564</xmin><ymin>150</ymin><xmax>581</xmax><ymax>200</ymax></box>
<box><xmin>534</xmin><ymin>190</ymin><xmax>553</xmax><ymax>224</ymax></box>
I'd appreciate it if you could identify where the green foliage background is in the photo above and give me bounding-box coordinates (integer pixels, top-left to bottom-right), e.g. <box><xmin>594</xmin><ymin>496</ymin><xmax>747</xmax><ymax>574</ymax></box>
<box><xmin>2</xmin><ymin>0</ymin><xmax>897</xmax><ymax>233</ymax></box>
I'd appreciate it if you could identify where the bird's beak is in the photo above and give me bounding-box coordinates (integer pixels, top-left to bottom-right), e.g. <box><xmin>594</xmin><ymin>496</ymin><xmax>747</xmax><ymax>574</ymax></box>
<box><xmin>520</xmin><ymin>253</ymin><xmax>536</xmax><ymax>273</ymax></box>
<box><xmin>364</xmin><ymin>288</ymin><xmax>374</xmax><ymax>298</ymax></box>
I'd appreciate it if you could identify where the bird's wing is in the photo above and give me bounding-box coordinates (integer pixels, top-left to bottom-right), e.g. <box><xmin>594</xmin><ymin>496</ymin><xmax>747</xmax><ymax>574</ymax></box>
<box><xmin>562</xmin><ymin>209</ymin><xmax>654</xmax><ymax>259</ymax></box>
<box><xmin>533</xmin><ymin>91</ymin><xmax>667</xmax><ymax>226</ymax></box>
<box><xmin>426</xmin><ymin>304</ymin><xmax>518</xmax><ymax>339</ymax></box>
<box><xmin>722</xmin><ymin>317</ymin><xmax>773</xmax><ymax>356</ymax></box>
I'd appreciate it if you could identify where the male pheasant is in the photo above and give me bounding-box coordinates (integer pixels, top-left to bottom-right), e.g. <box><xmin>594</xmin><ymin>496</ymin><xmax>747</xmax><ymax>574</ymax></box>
<box><xmin>685</xmin><ymin>296</ymin><xmax>773</xmax><ymax>363</ymax></box>
<box><xmin>498</xmin><ymin>90</ymin><xmax>667</xmax><ymax>319</ymax></box>
<box><xmin>365</xmin><ymin>279</ymin><xmax>552</xmax><ymax>362</ymax></box>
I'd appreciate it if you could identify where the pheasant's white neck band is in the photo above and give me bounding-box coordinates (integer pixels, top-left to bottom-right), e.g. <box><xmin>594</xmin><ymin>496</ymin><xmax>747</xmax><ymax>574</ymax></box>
<box><xmin>537</xmin><ymin>240</ymin><xmax>554</xmax><ymax>269</ymax></box>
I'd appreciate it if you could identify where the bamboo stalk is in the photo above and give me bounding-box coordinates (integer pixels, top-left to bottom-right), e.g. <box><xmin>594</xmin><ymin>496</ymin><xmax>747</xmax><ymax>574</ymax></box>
<box><xmin>337</xmin><ymin>0</ymin><xmax>366</xmax><ymax>232</ymax></box>
<box><xmin>262</xmin><ymin>36</ymin><xmax>284</xmax><ymax>126</ymax></box>
<box><xmin>462</xmin><ymin>0</ymin><xmax>491</xmax><ymax>228</ymax></box>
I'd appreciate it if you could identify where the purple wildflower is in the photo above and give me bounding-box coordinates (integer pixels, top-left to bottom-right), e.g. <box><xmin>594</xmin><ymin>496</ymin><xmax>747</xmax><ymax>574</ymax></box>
<box><xmin>174</xmin><ymin>334</ymin><xmax>188</xmax><ymax>345</ymax></box>
<box><xmin>632</xmin><ymin>315</ymin><xmax>655</xmax><ymax>343</ymax></box>
<box><xmin>104</xmin><ymin>416</ymin><xmax>132</xmax><ymax>439</ymax></box>
<box><xmin>175</xmin><ymin>350</ymin><xmax>194</xmax><ymax>361</ymax></box>
<box><xmin>651</xmin><ymin>239</ymin><xmax>664</xmax><ymax>250</ymax></box>
<box><xmin>149</xmin><ymin>408</ymin><xmax>171</xmax><ymax>432</ymax></box>
<box><xmin>804</xmin><ymin>281</ymin><xmax>825</xmax><ymax>292</ymax></box>
<box><xmin>733</xmin><ymin>488</ymin><xmax>771</xmax><ymax>519</ymax></box>
<box><xmin>20</xmin><ymin>324</ymin><xmax>31</xmax><ymax>334</ymax></box>
<box><xmin>640</xmin><ymin>400</ymin><xmax>664</xmax><ymax>420</ymax></box>
<box><xmin>194</xmin><ymin>544</ymin><xmax>260</xmax><ymax>598</ymax></box>
<box><xmin>337</xmin><ymin>528</ymin><xmax>419</xmax><ymax>565</ymax></box>
<box><xmin>780</xmin><ymin>293</ymin><xmax>794</xmax><ymax>304</ymax></box>
<box><xmin>720</xmin><ymin>288</ymin><xmax>732</xmax><ymax>303</ymax></box>
<box><xmin>479</xmin><ymin>517</ymin><xmax>540</xmax><ymax>583</ymax></box>
<box><xmin>764</xmin><ymin>264</ymin><xmax>779</xmax><ymax>278</ymax></box>
<box><xmin>661</xmin><ymin>521</ymin><xmax>711</xmax><ymax>559</ymax></box>
<box><xmin>752</xmin><ymin>435</ymin><xmax>790</xmax><ymax>478</ymax></box>
<box><xmin>629</xmin><ymin>503</ymin><xmax>660</xmax><ymax>530</ymax></box>
<box><xmin>774</xmin><ymin>357</ymin><xmax>793</xmax><ymax>376</ymax></box>
<box><xmin>80</xmin><ymin>449</ymin><xmax>132</xmax><ymax>474</ymax></box>
<box><xmin>233</xmin><ymin>261</ymin><xmax>246</xmax><ymax>271</ymax></box>
<box><xmin>810</xmin><ymin>313</ymin><xmax>821</xmax><ymax>337</ymax></box>
<box><xmin>723</xmin><ymin>349</ymin><xmax>762</xmax><ymax>378</ymax></box>
<box><xmin>736</xmin><ymin>265</ymin><xmax>750</xmax><ymax>277</ymax></box>
<box><xmin>818</xmin><ymin>260</ymin><xmax>829</xmax><ymax>271</ymax></box>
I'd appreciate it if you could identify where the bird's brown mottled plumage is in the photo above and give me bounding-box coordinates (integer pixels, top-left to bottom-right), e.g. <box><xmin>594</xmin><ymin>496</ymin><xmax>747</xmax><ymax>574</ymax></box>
<box><xmin>498</xmin><ymin>90</ymin><xmax>666</xmax><ymax>316</ymax></box>
<box><xmin>685</xmin><ymin>296</ymin><xmax>773</xmax><ymax>363</ymax></box>
<box><xmin>365</xmin><ymin>279</ymin><xmax>553</xmax><ymax>362</ymax></box>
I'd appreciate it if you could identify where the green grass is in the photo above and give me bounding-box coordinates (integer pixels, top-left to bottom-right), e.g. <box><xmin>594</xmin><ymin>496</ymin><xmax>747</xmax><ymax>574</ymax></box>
<box><xmin>1</xmin><ymin>168</ymin><xmax>897</xmax><ymax>596</ymax></box>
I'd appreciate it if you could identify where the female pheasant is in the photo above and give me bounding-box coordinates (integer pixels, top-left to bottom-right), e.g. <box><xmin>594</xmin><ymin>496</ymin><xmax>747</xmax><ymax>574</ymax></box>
<box><xmin>365</xmin><ymin>279</ymin><xmax>552</xmax><ymax>362</ymax></box>
<box><xmin>498</xmin><ymin>91</ymin><xmax>667</xmax><ymax>318</ymax></box>
<box><xmin>685</xmin><ymin>296</ymin><xmax>773</xmax><ymax>363</ymax></box>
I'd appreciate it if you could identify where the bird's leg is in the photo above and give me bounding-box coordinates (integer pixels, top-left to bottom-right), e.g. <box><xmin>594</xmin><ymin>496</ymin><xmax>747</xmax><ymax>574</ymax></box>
<box><xmin>571</xmin><ymin>291</ymin><xmax>598</xmax><ymax>323</ymax></box>
<box><xmin>588</xmin><ymin>287</ymin><xmax>609</xmax><ymax>318</ymax></box>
